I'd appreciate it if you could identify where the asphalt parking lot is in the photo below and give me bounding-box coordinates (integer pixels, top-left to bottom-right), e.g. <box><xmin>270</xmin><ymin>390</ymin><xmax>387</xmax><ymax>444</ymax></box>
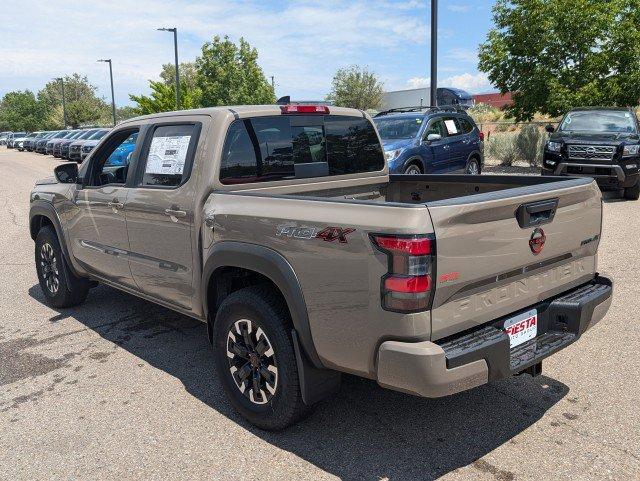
<box><xmin>1</xmin><ymin>148</ymin><xmax>639</xmax><ymax>481</ymax></box>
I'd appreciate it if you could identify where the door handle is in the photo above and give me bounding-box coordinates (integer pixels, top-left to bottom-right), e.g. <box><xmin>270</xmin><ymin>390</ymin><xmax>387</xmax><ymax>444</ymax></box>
<box><xmin>107</xmin><ymin>200</ymin><xmax>124</xmax><ymax>209</ymax></box>
<box><xmin>164</xmin><ymin>208</ymin><xmax>187</xmax><ymax>219</ymax></box>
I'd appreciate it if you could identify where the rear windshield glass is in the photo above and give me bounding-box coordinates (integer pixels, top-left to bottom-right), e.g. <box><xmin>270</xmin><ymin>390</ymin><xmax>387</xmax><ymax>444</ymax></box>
<box><xmin>373</xmin><ymin>116</ymin><xmax>424</xmax><ymax>140</ymax></box>
<box><xmin>559</xmin><ymin>111</ymin><xmax>637</xmax><ymax>133</ymax></box>
<box><xmin>219</xmin><ymin>115</ymin><xmax>384</xmax><ymax>184</ymax></box>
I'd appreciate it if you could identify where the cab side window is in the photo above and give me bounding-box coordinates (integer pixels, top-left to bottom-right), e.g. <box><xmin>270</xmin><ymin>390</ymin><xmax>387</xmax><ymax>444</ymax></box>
<box><xmin>84</xmin><ymin>128</ymin><xmax>140</xmax><ymax>187</ymax></box>
<box><xmin>138</xmin><ymin>124</ymin><xmax>199</xmax><ymax>188</ymax></box>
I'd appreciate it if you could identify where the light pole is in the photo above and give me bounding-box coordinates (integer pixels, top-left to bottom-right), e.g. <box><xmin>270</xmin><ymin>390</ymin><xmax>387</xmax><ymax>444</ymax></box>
<box><xmin>430</xmin><ymin>0</ymin><xmax>438</xmax><ymax>107</ymax></box>
<box><xmin>55</xmin><ymin>77</ymin><xmax>68</xmax><ymax>128</ymax></box>
<box><xmin>158</xmin><ymin>27</ymin><xmax>180</xmax><ymax>110</ymax></box>
<box><xmin>98</xmin><ymin>59</ymin><xmax>116</xmax><ymax>126</ymax></box>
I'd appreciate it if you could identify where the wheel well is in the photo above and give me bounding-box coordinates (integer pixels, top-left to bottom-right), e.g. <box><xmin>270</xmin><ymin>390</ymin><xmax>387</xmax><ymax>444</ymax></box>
<box><xmin>30</xmin><ymin>215</ymin><xmax>53</xmax><ymax>240</ymax></box>
<box><xmin>206</xmin><ymin>266</ymin><xmax>289</xmax><ymax>343</ymax></box>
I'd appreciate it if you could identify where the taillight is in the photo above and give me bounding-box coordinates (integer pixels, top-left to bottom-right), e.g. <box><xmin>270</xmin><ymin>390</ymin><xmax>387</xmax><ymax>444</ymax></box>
<box><xmin>280</xmin><ymin>105</ymin><xmax>330</xmax><ymax>115</ymax></box>
<box><xmin>371</xmin><ymin>234</ymin><xmax>435</xmax><ymax>312</ymax></box>
<box><xmin>479</xmin><ymin>131</ymin><xmax>485</xmax><ymax>142</ymax></box>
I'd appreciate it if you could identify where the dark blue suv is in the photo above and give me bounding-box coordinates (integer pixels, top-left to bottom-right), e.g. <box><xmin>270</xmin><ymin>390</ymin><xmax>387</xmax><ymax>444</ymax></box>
<box><xmin>373</xmin><ymin>107</ymin><xmax>484</xmax><ymax>175</ymax></box>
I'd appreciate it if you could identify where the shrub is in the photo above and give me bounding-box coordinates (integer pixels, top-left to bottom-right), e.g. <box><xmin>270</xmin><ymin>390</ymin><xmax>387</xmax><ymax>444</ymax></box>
<box><xmin>515</xmin><ymin>124</ymin><xmax>545</xmax><ymax>167</ymax></box>
<box><xmin>487</xmin><ymin>132</ymin><xmax>519</xmax><ymax>166</ymax></box>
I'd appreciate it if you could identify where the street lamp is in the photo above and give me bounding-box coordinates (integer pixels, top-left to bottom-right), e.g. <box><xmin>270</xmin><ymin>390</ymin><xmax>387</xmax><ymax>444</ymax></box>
<box><xmin>430</xmin><ymin>0</ymin><xmax>438</xmax><ymax>107</ymax></box>
<box><xmin>55</xmin><ymin>77</ymin><xmax>68</xmax><ymax>128</ymax></box>
<box><xmin>97</xmin><ymin>59</ymin><xmax>117</xmax><ymax>126</ymax></box>
<box><xmin>157</xmin><ymin>27</ymin><xmax>180</xmax><ymax>110</ymax></box>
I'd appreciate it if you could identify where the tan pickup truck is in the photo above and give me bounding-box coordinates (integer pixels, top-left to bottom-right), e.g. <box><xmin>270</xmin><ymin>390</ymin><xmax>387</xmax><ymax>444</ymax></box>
<box><xmin>29</xmin><ymin>104</ymin><xmax>612</xmax><ymax>430</ymax></box>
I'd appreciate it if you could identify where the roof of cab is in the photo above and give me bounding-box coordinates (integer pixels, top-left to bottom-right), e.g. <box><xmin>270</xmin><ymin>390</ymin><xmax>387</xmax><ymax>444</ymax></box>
<box><xmin>121</xmin><ymin>104</ymin><xmax>367</xmax><ymax>125</ymax></box>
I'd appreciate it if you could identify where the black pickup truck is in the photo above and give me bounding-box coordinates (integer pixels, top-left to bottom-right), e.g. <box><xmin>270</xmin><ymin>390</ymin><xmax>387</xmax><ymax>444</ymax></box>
<box><xmin>541</xmin><ymin>107</ymin><xmax>640</xmax><ymax>200</ymax></box>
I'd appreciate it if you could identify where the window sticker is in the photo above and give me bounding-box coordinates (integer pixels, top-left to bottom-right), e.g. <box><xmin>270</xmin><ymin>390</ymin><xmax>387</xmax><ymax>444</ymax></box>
<box><xmin>145</xmin><ymin>135</ymin><xmax>191</xmax><ymax>175</ymax></box>
<box><xmin>444</xmin><ymin>119</ymin><xmax>458</xmax><ymax>135</ymax></box>
<box><xmin>416</xmin><ymin>119</ymin><xmax>422</xmax><ymax>124</ymax></box>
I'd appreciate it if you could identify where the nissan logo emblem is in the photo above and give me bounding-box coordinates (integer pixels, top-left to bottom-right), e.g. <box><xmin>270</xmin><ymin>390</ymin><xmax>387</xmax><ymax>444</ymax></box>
<box><xmin>529</xmin><ymin>228</ymin><xmax>546</xmax><ymax>255</ymax></box>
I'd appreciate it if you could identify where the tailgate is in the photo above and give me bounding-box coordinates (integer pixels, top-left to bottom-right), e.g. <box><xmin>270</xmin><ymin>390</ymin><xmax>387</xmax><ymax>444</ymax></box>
<box><xmin>427</xmin><ymin>177</ymin><xmax>602</xmax><ymax>341</ymax></box>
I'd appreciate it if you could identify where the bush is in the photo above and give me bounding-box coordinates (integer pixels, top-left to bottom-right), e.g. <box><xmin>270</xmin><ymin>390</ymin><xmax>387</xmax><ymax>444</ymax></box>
<box><xmin>487</xmin><ymin>132</ymin><xmax>519</xmax><ymax>166</ymax></box>
<box><xmin>515</xmin><ymin>124</ymin><xmax>545</xmax><ymax>166</ymax></box>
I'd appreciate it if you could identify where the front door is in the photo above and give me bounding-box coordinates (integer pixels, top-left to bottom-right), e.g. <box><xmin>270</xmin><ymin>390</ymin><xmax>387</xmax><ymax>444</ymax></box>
<box><xmin>124</xmin><ymin>121</ymin><xmax>204</xmax><ymax>310</ymax></box>
<box><xmin>422</xmin><ymin>118</ymin><xmax>450</xmax><ymax>173</ymax></box>
<box><xmin>68</xmin><ymin>128</ymin><xmax>141</xmax><ymax>287</ymax></box>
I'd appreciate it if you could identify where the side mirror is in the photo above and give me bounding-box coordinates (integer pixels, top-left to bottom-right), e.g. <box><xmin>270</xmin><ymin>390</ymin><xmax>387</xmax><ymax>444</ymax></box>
<box><xmin>545</xmin><ymin>124</ymin><xmax>555</xmax><ymax>133</ymax></box>
<box><xmin>426</xmin><ymin>133</ymin><xmax>442</xmax><ymax>142</ymax></box>
<box><xmin>54</xmin><ymin>163</ymin><xmax>79</xmax><ymax>184</ymax></box>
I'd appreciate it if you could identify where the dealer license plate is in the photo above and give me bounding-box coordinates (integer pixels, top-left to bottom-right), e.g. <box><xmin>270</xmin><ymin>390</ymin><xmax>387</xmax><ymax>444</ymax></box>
<box><xmin>504</xmin><ymin>309</ymin><xmax>538</xmax><ymax>348</ymax></box>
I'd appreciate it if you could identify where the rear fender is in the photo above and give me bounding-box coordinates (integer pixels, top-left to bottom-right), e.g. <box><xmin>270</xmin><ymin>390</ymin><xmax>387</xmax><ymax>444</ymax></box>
<box><xmin>202</xmin><ymin>241</ymin><xmax>323</xmax><ymax>369</ymax></box>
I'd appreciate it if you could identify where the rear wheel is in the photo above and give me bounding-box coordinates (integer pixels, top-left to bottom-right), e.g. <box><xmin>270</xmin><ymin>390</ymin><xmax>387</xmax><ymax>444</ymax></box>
<box><xmin>213</xmin><ymin>285</ymin><xmax>311</xmax><ymax>431</ymax></box>
<box><xmin>624</xmin><ymin>179</ymin><xmax>639</xmax><ymax>200</ymax></box>
<box><xmin>466</xmin><ymin>158</ymin><xmax>481</xmax><ymax>175</ymax></box>
<box><xmin>404</xmin><ymin>163</ymin><xmax>422</xmax><ymax>175</ymax></box>
<box><xmin>35</xmin><ymin>226</ymin><xmax>90</xmax><ymax>308</ymax></box>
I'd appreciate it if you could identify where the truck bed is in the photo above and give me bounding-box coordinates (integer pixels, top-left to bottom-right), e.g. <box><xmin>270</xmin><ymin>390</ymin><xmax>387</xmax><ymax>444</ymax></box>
<box><xmin>209</xmin><ymin>174</ymin><xmax>601</xmax><ymax>374</ymax></box>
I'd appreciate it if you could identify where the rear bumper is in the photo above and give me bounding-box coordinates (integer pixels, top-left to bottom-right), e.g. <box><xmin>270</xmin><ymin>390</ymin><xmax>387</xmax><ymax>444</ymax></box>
<box><xmin>376</xmin><ymin>275</ymin><xmax>612</xmax><ymax>398</ymax></box>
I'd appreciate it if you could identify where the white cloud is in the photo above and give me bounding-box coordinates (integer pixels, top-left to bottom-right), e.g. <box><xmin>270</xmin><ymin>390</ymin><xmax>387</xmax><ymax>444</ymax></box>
<box><xmin>445</xmin><ymin>48</ymin><xmax>478</xmax><ymax>64</ymax></box>
<box><xmin>0</xmin><ymin>0</ymin><xmax>430</xmax><ymax>104</ymax></box>
<box><xmin>406</xmin><ymin>72</ymin><xmax>491</xmax><ymax>93</ymax></box>
<box><xmin>446</xmin><ymin>4</ymin><xmax>471</xmax><ymax>13</ymax></box>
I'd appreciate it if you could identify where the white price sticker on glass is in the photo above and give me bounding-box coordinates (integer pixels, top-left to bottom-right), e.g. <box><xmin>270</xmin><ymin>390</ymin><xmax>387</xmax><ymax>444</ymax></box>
<box><xmin>444</xmin><ymin>119</ymin><xmax>458</xmax><ymax>135</ymax></box>
<box><xmin>145</xmin><ymin>135</ymin><xmax>191</xmax><ymax>175</ymax></box>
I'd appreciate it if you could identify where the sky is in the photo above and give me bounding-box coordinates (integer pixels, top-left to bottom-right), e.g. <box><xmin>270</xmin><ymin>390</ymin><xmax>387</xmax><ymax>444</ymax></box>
<box><xmin>0</xmin><ymin>0</ymin><xmax>497</xmax><ymax>106</ymax></box>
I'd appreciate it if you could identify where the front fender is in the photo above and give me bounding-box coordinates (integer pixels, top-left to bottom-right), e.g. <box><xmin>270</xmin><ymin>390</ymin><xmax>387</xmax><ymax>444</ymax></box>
<box><xmin>202</xmin><ymin>241</ymin><xmax>323</xmax><ymax>369</ymax></box>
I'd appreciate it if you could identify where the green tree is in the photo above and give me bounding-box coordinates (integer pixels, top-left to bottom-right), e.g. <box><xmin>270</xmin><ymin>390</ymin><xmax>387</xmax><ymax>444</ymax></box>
<box><xmin>38</xmin><ymin>74</ymin><xmax>110</xmax><ymax>128</ymax></box>
<box><xmin>129</xmin><ymin>79</ymin><xmax>199</xmax><ymax>115</ymax></box>
<box><xmin>0</xmin><ymin>90</ymin><xmax>46</xmax><ymax>131</ymax></box>
<box><xmin>479</xmin><ymin>0</ymin><xmax>640</xmax><ymax>121</ymax></box>
<box><xmin>326</xmin><ymin>65</ymin><xmax>384</xmax><ymax>110</ymax></box>
<box><xmin>195</xmin><ymin>36</ymin><xmax>275</xmax><ymax>106</ymax></box>
<box><xmin>116</xmin><ymin>105</ymin><xmax>138</xmax><ymax>122</ymax></box>
<box><xmin>160</xmin><ymin>62</ymin><xmax>198</xmax><ymax>91</ymax></box>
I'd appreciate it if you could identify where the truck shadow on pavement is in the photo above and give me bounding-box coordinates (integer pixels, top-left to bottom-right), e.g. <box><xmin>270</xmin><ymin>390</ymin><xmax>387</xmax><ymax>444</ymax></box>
<box><xmin>30</xmin><ymin>283</ymin><xmax>568</xmax><ymax>481</ymax></box>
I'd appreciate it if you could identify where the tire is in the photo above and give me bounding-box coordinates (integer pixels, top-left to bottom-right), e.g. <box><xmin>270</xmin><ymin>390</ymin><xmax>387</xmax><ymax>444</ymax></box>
<box><xmin>623</xmin><ymin>180</ymin><xmax>639</xmax><ymax>200</ymax></box>
<box><xmin>466</xmin><ymin>158</ymin><xmax>481</xmax><ymax>175</ymax></box>
<box><xmin>404</xmin><ymin>163</ymin><xmax>422</xmax><ymax>175</ymax></box>
<box><xmin>213</xmin><ymin>285</ymin><xmax>311</xmax><ymax>431</ymax></box>
<box><xmin>35</xmin><ymin>226</ymin><xmax>90</xmax><ymax>308</ymax></box>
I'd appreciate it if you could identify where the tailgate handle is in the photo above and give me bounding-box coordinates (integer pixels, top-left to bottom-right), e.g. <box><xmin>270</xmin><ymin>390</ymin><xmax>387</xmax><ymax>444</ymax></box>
<box><xmin>516</xmin><ymin>198</ymin><xmax>558</xmax><ymax>228</ymax></box>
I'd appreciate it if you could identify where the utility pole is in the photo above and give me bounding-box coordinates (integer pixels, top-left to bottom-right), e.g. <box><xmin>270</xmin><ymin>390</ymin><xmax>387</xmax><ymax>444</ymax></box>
<box><xmin>270</xmin><ymin>76</ymin><xmax>275</xmax><ymax>91</ymax></box>
<box><xmin>98</xmin><ymin>59</ymin><xmax>117</xmax><ymax>126</ymax></box>
<box><xmin>158</xmin><ymin>27</ymin><xmax>180</xmax><ymax>110</ymax></box>
<box><xmin>55</xmin><ymin>77</ymin><xmax>68</xmax><ymax>128</ymax></box>
<box><xmin>430</xmin><ymin>0</ymin><xmax>438</xmax><ymax>107</ymax></box>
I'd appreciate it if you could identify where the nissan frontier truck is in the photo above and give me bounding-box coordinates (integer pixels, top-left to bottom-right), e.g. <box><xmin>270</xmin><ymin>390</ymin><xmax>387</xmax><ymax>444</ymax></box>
<box><xmin>30</xmin><ymin>104</ymin><xmax>612</xmax><ymax>430</ymax></box>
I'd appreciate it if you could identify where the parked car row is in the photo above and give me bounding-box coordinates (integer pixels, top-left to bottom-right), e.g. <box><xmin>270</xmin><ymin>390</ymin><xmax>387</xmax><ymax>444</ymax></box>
<box><xmin>3</xmin><ymin>128</ymin><xmax>112</xmax><ymax>162</ymax></box>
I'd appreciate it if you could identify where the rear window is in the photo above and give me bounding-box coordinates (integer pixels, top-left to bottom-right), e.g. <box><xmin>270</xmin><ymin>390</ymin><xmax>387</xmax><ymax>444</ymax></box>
<box><xmin>219</xmin><ymin>115</ymin><xmax>384</xmax><ymax>184</ymax></box>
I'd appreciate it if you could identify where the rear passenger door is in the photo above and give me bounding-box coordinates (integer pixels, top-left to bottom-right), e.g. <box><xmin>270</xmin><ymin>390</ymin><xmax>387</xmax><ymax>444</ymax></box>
<box><xmin>124</xmin><ymin>118</ymin><xmax>206</xmax><ymax>310</ymax></box>
<box><xmin>441</xmin><ymin>116</ymin><xmax>466</xmax><ymax>172</ymax></box>
<box><xmin>457</xmin><ymin>117</ymin><xmax>477</xmax><ymax>165</ymax></box>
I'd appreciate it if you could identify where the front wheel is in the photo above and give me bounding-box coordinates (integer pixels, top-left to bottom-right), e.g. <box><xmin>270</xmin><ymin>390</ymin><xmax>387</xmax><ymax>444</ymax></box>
<box><xmin>213</xmin><ymin>285</ymin><xmax>311</xmax><ymax>431</ymax></box>
<box><xmin>404</xmin><ymin>164</ymin><xmax>422</xmax><ymax>175</ymax></box>
<box><xmin>35</xmin><ymin>226</ymin><xmax>90</xmax><ymax>308</ymax></box>
<box><xmin>466</xmin><ymin>159</ymin><xmax>481</xmax><ymax>175</ymax></box>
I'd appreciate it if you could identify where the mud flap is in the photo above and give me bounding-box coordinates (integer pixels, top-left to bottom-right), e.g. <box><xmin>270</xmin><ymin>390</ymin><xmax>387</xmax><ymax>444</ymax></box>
<box><xmin>292</xmin><ymin>330</ymin><xmax>341</xmax><ymax>405</ymax></box>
